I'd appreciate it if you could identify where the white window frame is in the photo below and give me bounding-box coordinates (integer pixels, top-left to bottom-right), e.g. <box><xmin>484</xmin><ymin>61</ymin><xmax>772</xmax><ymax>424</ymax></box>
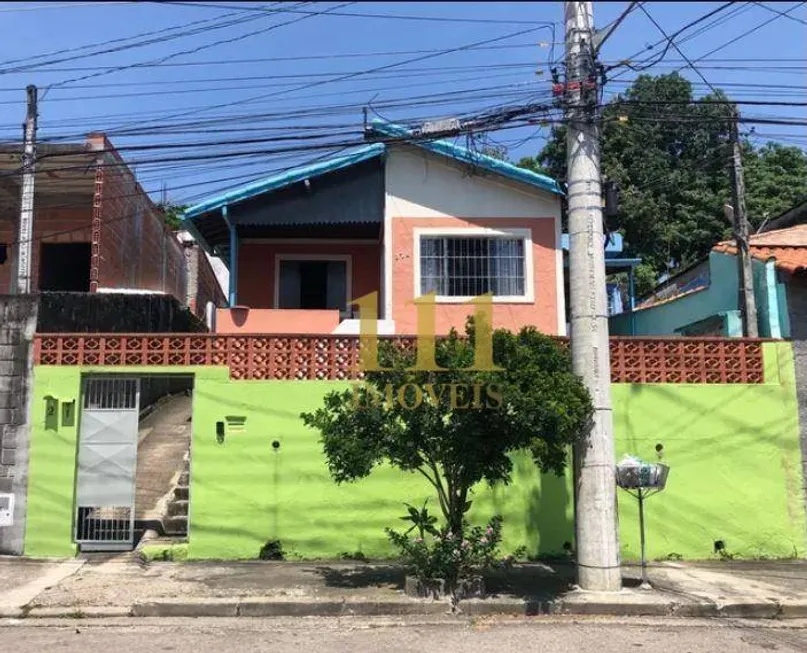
<box><xmin>273</xmin><ymin>254</ymin><xmax>353</xmax><ymax>310</ymax></box>
<box><xmin>413</xmin><ymin>227</ymin><xmax>534</xmax><ymax>304</ymax></box>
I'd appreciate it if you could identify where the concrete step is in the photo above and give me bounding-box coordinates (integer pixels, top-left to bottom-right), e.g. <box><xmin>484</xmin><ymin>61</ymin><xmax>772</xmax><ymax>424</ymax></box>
<box><xmin>167</xmin><ymin>500</ymin><xmax>189</xmax><ymax>517</ymax></box>
<box><xmin>164</xmin><ymin>515</ymin><xmax>188</xmax><ymax>535</ymax></box>
<box><xmin>178</xmin><ymin>470</ymin><xmax>189</xmax><ymax>486</ymax></box>
<box><xmin>174</xmin><ymin>486</ymin><xmax>189</xmax><ymax>501</ymax></box>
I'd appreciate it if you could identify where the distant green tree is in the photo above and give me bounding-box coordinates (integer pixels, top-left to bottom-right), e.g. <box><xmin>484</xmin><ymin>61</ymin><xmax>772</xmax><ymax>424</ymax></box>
<box><xmin>157</xmin><ymin>202</ymin><xmax>187</xmax><ymax>231</ymax></box>
<box><xmin>520</xmin><ymin>73</ymin><xmax>807</xmax><ymax>286</ymax></box>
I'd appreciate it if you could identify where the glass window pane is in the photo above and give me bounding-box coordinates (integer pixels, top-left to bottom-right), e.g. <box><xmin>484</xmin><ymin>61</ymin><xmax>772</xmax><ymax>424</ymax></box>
<box><xmin>419</xmin><ymin>235</ymin><xmax>526</xmax><ymax>298</ymax></box>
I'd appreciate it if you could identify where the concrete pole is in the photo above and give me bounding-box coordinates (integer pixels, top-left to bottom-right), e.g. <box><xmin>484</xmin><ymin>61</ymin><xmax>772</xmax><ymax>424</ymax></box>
<box><xmin>564</xmin><ymin>1</ymin><xmax>622</xmax><ymax>592</ymax></box>
<box><xmin>14</xmin><ymin>85</ymin><xmax>37</xmax><ymax>295</ymax></box>
<box><xmin>729</xmin><ymin>106</ymin><xmax>758</xmax><ymax>338</ymax></box>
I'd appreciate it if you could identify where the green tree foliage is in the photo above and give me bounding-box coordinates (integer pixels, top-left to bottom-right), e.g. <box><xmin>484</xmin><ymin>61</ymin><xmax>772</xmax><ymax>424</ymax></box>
<box><xmin>301</xmin><ymin>322</ymin><xmax>592</xmax><ymax>534</ymax></box>
<box><xmin>157</xmin><ymin>202</ymin><xmax>187</xmax><ymax>231</ymax></box>
<box><xmin>519</xmin><ymin>73</ymin><xmax>807</xmax><ymax>287</ymax></box>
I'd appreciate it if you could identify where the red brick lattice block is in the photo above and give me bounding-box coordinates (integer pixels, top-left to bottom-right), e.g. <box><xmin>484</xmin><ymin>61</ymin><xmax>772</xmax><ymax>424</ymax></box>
<box><xmin>33</xmin><ymin>334</ymin><xmax>765</xmax><ymax>384</ymax></box>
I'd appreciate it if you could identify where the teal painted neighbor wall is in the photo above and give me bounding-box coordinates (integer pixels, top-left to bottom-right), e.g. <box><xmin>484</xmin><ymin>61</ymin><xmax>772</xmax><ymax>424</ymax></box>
<box><xmin>610</xmin><ymin>252</ymin><xmax>785</xmax><ymax>337</ymax></box>
<box><xmin>24</xmin><ymin>343</ymin><xmax>806</xmax><ymax>562</ymax></box>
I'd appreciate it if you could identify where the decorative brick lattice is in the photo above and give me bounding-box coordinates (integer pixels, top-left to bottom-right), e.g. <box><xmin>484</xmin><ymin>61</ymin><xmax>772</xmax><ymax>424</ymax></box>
<box><xmin>33</xmin><ymin>335</ymin><xmax>766</xmax><ymax>384</ymax></box>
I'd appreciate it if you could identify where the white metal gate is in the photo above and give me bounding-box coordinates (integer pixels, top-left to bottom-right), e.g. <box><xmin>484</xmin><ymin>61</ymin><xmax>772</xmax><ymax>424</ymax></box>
<box><xmin>75</xmin><ymin>377</ymin><xmax>140</xmax><ymax>551</ymax></box>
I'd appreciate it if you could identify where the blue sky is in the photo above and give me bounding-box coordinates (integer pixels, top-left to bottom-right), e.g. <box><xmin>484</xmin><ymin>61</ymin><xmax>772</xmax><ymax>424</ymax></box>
<box><xmin>0</xmin><ymin>1</ymin><xmax>804</xmax><ymax>205</ymax></box>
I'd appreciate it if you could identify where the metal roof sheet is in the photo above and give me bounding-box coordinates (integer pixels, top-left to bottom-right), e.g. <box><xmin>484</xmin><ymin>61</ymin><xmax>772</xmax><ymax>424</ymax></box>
<box><xmin>184</xmin><ymin>144</ymin><xmax>385</xmax><ymax>219</ymax></box>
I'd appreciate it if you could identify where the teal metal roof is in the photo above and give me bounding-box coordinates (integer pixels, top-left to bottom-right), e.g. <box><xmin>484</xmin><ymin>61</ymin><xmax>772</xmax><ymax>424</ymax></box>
<box><xmin>368</xmin><ymin>119</ymin><xmax>563</xmax><ymax>196</ymax></box>
<box><xmin>184</xmin><ymin>143</ymin><xmax>386</xmax><ymax>219</ymax></box>
<box><xmin>184</xmin><ymin>120</ymin><xmax>563</xmax><ymax>223</ymax></box>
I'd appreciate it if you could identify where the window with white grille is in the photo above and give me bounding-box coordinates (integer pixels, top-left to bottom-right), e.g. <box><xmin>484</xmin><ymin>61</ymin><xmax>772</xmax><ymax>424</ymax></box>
<box><xmin>419</xmin><ymin>235</ymin><xmax>527</xmax><ymax>298</ymax></box>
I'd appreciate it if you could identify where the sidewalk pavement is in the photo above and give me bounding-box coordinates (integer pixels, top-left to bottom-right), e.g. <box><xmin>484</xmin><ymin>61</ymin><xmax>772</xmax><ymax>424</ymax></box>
<box><xmin>1</xmin><ymin>556</ymin><xmax>806</xmax><ymax>620</ymax></box>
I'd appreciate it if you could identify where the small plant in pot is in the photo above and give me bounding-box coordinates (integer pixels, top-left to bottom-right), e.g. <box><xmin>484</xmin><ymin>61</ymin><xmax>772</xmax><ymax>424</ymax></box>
<box><xmin>388</xmin><ymin>507</ymin><xmax>522</xmax><ymax>607</ymax></box>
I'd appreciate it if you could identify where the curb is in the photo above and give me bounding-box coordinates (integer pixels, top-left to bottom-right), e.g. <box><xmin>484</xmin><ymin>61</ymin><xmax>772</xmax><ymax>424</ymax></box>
<box><xmin>11</xmin><ymin>598</ymin><xmax>807</xmax><ymax>620</ymax></box>
<box><xmin>25</xmin><ymin>606</ymin><xmax>132</xmax><ymax>619</ymax></box>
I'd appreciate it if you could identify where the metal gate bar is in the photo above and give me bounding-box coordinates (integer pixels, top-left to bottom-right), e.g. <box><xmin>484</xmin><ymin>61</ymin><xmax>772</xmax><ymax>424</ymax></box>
<box><xmin>75</xmin><ymin>377</ymin><xmax>139</xmax><ymax>551</ymax></box>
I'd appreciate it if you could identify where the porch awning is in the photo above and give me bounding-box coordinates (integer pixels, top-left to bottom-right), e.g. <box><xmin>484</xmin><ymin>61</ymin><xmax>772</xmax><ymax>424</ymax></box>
<box><xmin>183</xmin><ymin>145</ymin><xmax>386</xmax><ymax>262</ymax></box>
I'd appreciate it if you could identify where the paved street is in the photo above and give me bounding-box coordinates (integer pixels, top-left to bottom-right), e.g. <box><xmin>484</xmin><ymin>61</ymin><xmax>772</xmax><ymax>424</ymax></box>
<box><xmin>1</xmin><ymin>616</ymin><xmax>807</xmax><ymax>652</ymax></box>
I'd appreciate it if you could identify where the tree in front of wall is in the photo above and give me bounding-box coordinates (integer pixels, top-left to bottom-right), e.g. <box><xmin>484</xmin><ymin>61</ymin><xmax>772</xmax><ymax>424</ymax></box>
<box><xmin>157</xmin><ymin>202</ymin><xmax>188</xmax><ymax>231</ymax></box>
<box><xmin>301</xmin><ymin>320</ymin><xmax>592</xmax><ymax>592</ymax></box>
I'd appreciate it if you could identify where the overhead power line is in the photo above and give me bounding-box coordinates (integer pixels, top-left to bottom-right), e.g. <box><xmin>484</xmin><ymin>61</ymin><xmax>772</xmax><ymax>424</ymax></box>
<box><xmin>752</xmin><ymin>0</ymin><xmax>807</xmax><ymax>25</ymax></box>
<box><xmin>108</xmin><ymin>24</ymin><xmax>555</xmax><ymax>133</ymax></box>
<box><xmin>0</xmin><ymin>4</ymin><xmax>267</xmax><ymax>74</ymax></box>
<box><xmin>691</xmin><ymin>1</ymin><xmax>807</xmax><ymax>64</ymax></box>
<box><xmin>159</xmin><ymin>1</ymin><xmax>561</xmax><ymax>25</ymax></box>
<box><xmin>637</xmin><ymin>3</ymin><xmax>723</xmax><ymax>97</ymax></box>
<box><xmin>594</xmin><ymin>1</ymin><xmax>641</xmax><ymax>54</ymax></box>
<box><xmin>0</xmin><ymin>42</ymin><xmax>552</xmax><ymax>74</ymax></box>
<box><xmin>47</xmin><ymin>1</ymin><xmax>355</xmax><ymax>90</ymax></box>
<box><xmin>604</xmin><ymin>2</ymin><xmax>734</xmax><ymax>74</ymax></box>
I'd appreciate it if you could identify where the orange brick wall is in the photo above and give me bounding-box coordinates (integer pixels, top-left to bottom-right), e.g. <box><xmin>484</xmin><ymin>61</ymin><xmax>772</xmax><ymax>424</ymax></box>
<box><xmin>95</xmin><ymin>155</ymin><xmax>186</xmax><ymax>299</ymax></box>
<box><xmin>0</xmin><ymin>207</ymin><xmax>93</xmax><ymax>293</ymax></box>
<box><xmin>0</xmin><ymin>150</ymin><xmax>188</xmax><ymax>303</ymax></box>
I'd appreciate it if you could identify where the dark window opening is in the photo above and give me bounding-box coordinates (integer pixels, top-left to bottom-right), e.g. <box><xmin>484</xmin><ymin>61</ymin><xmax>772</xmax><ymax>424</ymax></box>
<box><xmin>40</xmin><ymin>242</ymin><xmax>91</xmax><ymax>292</ymax></box>
<box><xmin>0</xmin><ymin>244</ymin><xmax>7</xmax><ymax>265</ymax></box>
<box><xmin>277</xmin><ymin>259</ymin><xmax>347</xmax><ymax>311</ymax></box>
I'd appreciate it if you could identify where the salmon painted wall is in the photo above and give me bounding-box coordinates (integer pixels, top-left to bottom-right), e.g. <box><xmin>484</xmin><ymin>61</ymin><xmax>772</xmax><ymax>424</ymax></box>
<box><xmin>216</xmin><ymin>307</ymin><xmax>340</xmax><ymax>334</ymax></box>
<box><xmin>237</xmin><ymin>242</ymin><xmax>382</xmax><ymax>312</ymax></box>
<box><xmin>384</xmin><ymin>146</ymin><xmax>563</xmax><ymax>336</ymax></box>
<box><xmin>390</xmin><ymin>217</ymin><xmax>559</xmax><ymax>335</ymax></box>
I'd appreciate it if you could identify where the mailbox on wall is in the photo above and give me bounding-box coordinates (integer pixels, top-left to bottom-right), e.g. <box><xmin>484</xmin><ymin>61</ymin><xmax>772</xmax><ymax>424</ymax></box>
<box><xmin>0</xmin><ymin>493</ymin><xmax>14</xmax><ymax>527</ymax></box>
<box><xmin>44</xmin><ymin>395</ymin><xmax>59</xmax><ymax>431</ymax></box>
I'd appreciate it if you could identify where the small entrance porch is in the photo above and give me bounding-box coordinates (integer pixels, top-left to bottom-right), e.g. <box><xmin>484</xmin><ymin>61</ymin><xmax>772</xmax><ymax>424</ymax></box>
<box><xmin>183</xmin><ymin>146</ymin><xmax>392</xmax><ymax>335</ymax></box>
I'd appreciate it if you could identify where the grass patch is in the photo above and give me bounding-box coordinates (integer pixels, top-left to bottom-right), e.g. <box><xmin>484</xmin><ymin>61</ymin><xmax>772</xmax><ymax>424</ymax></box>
<box><xmin>139</xmin><ymin>543</ymin><xmax>188</xmax><ymax>562</ymax></box>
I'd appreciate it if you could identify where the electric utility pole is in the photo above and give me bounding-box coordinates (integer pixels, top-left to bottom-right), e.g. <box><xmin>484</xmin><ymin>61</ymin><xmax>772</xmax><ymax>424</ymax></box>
<box><xmin>728</xmin><ymin>106</ymin><xmax>758</xmax><ymax>338</ymax></box>
<box><xmin>14</xmin><ymin>85</ymin><xmax>37</xmax><ymax>295</ymax></box>
<box><xmin>564</xmin><ymin>2</ymin><xmax>621</xmax><ymax>591</ymax></box>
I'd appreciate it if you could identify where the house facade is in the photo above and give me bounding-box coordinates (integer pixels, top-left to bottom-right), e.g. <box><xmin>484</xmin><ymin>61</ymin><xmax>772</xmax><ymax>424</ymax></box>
<box><xmin>184</xmin><ymin>122</ymin><xmax>565</xmax><ymax>337</ymax></box>
<box><xmin>610</xmin><ymin>224</ymin><xmax>806</xmax><ymax>338</ymax></box>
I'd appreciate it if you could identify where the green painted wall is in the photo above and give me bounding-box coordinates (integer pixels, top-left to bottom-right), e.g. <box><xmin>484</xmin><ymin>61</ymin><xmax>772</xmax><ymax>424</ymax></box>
<box><xmin>613</xmin><ymin>343</ymin><xmax>805</xmax><ymax>560</ymax></box>
<box><xmin>24</xmin><ymin>342</ymin><xmax>805</xmax><ymax>562</ymax></box>
<box><xmin>188</xmin><ymin>373</ymin><xmax>573</xmax><ymax>559</ymax></box>
<box><xmin>25</xmin><ymin>366</ymin><xmax>82</xmax><ymax>558</ymax></box>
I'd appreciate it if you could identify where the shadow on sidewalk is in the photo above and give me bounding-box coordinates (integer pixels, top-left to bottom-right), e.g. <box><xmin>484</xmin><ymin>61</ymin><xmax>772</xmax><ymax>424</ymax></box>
<box><xmin>308</xmin><ymin>561</ymin><xmax>611</xmax><ymax>600</ymax></box>
<box><xmin>310</xmin><ymin>564</ymin><xmax>407</xmax><ymax>591</ymax></box>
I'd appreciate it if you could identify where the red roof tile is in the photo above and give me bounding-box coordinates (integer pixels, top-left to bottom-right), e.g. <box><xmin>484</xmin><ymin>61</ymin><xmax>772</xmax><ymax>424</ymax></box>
<box><xmin>713</xmin><ymin>224</ymin><xmax>807</xmax><ymax>274</ymax></box>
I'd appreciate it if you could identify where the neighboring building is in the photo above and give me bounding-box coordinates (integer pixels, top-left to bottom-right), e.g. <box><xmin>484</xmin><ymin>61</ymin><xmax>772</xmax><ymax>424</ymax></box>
<box><xmin>0</xmin><ymin>133</ymin><xmax>186</xmax><ymax>297</ymax></box>
<box><xmin>177</xmin><ymin>230</ymin><xmax>227</xmax><ymax>320</ymax></box>
<box><xmin>184</xmin><ymin>120</ymin><xmax>565</xmax><ymax>336</ymax></box>
<box><xmin>0</xmin><ymin>133</ymin><xmax>226</xmax><ymax>321</ymax></box>
<box><xmin>610</xmin><ymin>223</ymin><xmax>807</xmax><ymax>337</ymax></box>
<box><xmin>758</xmin><ymin>198</ymin><xmax>807</xmax><ymax>234</ymax></box>
<box><xmin>560</xmin><ymin>232</ymin><xmax>642</xmax><ymax>320</ymax></box>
